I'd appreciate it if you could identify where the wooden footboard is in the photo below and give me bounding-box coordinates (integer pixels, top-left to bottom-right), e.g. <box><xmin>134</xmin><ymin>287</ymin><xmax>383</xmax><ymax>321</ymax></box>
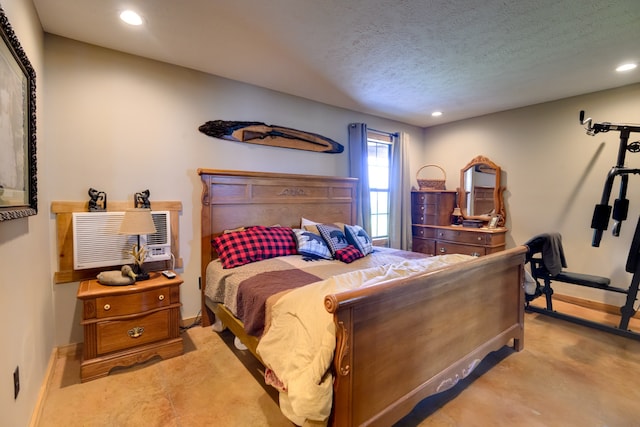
<box><xmin>325</xmin><ymin>246</ymin><xmax>526</xmax><ymax>427</ymax></box>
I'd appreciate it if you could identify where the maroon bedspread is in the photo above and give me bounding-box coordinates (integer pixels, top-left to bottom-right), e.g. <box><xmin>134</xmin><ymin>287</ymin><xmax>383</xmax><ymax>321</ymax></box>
<box><xmin>237</xmin><ymin>269</ymin><xmax>322</xmax><ymax>336</ymax></box>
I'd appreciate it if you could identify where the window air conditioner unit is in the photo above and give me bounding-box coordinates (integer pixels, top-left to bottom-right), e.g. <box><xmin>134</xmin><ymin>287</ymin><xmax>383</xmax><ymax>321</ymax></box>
<box><xmin>72</xmin><ymin>211</ymin><xmax>171</xmax><ymax>270</ymax></box>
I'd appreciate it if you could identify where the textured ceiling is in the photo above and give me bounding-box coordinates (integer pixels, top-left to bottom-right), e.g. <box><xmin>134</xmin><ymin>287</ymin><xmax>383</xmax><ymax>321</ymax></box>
<box><xmin>33</xmin><ymin>0</ymin><xmax>640</xmax><ymax>127</ymax></box>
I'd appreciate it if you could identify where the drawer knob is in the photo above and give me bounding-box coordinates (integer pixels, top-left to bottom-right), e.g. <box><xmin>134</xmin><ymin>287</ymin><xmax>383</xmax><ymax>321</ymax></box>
<box><xmin>438</xmin><ymin>232</ymin><xmax>444</xmax><ymax>237</ymax></box>
<box><xmin>103</xmin><ymin>304</ymin><xmax>111</xmax><ymax>311</ymax></box>
<box><xmin>477</xmin><ymin>236</ymin><xmax>482</xmax><ymax>241</ymax></box>
<box><xmin>128</xmin><ymin>326</ymin><xmax>144</xmax><ymax>338</ymax></box>
<box><xmin>158</xmin><ymin>294</ymin><xmax>165</xmax><ymax>301</ymax></box>
<box><xmin>471</xmin><ymin>252</ymin><xmax>481</xmax><ymax>257</ymax></box>
<box><xmin>439</xmin><ymin>247</ymin><xmax>446</xmax><ymax>253</ymax></box>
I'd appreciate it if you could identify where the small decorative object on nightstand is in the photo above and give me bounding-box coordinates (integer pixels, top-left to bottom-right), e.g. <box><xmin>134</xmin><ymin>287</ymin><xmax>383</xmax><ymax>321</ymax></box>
<box><xmin>77</xmin><ymin>271</ymin><xmax>184</xmax><ymax>382</ymax></box>
<box><xmin>88</xmin><ymin>187</ymin><xmax>107</xmax><ymax>211</ymax></box>
<box><xmin>134</xmin><ymin>189</ymin><xmax>151</xmax><ymax>209</ymax></box>
<box><xmin>119</xmin><ymin>208</ymin><xmax>156</xmax><ymax>281</ymax></box>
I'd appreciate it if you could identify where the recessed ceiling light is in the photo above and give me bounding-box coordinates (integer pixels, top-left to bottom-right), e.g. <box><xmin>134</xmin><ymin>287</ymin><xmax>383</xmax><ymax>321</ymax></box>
<box><xmin>120</xmin><ymin>10</ymin><xmax>143</xmax><ymax>26</ymax></box>
<box><xmin>616</xmin><ymin>63</ymin><xmax>637</xmax><ymax>72</ymax></box>
<box><xmin>431</xmin><ymin>111</ymin><xmax>443</xmax><ymax>117</ymax></box>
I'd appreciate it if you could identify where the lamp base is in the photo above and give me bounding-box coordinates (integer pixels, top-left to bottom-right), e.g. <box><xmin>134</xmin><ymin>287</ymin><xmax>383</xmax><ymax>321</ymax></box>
<box><xmin>136</xmin><ymin>272</ymin><xmax>150</xmax><ymax>281</ymax></box>
<box><xmin>133</xmin><ymin>264</ymin><xmax>150</xmax><ymax>281</ymax></box>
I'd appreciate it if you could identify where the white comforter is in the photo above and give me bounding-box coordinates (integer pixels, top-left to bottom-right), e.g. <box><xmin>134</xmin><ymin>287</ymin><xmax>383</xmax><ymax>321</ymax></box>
<box><xmin>256</xmin><ymin>254</ymin><xmax>473</xmax><ymax>426</ymax></box>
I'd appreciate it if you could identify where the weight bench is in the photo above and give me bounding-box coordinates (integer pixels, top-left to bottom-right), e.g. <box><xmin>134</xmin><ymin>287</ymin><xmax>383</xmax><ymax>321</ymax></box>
<box><xmin>524</xmin><ymin>232</ymin><xmax>640</xmax><ymax>340</ymax></box>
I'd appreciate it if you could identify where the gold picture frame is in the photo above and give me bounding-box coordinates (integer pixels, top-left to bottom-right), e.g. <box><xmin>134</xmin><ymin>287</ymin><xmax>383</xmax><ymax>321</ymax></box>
<box><xmin>0</xmin><ymin>5</ymin><xmax>37</xmax><ymax>221</ymax></box>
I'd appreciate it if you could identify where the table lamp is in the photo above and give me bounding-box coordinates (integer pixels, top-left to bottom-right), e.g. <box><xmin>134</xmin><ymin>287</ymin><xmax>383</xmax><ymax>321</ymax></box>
<box><xmin>119</xmin><ymin>208</ymin><xmax>156</xmax><ymax>281</ymax></box>
<box><xmin>451</xmin><ymin>207</ymin><xmax>463</xmax><ymax>225</ymax></box>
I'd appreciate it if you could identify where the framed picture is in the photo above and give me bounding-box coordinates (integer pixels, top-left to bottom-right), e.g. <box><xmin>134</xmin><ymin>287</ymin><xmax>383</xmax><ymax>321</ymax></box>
<box><xmin>0</xmin><ymin>6</ymin><xmax>37</xmax><ymax>222</ymax></box>
<box><xmin>488</xmin><ymin>215</ymin><xmax>500</xmax><ymax>229</ymax></box>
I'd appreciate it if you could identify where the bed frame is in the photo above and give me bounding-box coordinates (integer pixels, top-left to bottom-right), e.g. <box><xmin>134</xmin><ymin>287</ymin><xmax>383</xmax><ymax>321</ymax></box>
<box><xmin>198</xmin><ymin>169</ymin><xmax>526</xmax><ymax>427</ymax></box>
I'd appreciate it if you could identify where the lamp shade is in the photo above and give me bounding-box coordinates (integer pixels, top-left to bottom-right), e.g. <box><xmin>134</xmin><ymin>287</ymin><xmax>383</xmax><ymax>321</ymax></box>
<box><xmin>452</xmin><ymin>207</ymin><xmax>463</xmax><ymax>216</ymax></box>
<box><xmin>119</xmin><ymin>208</ymin><xmax>156</xmax><ymax>235</ymax></box>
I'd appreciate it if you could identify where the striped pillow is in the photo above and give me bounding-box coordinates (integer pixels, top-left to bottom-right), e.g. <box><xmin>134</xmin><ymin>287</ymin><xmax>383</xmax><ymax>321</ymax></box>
<box><xmin>316</xmin><ymin>223</ymin><xmax>350</xmax><ymax>256</ymax></box>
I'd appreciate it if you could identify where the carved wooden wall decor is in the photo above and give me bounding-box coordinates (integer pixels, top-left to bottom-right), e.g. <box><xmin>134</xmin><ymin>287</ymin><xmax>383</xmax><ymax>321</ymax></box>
<box><xmin>198</xmin><ymin>120</ymin><xmax>344</xmax><ymax>153</ymax></box>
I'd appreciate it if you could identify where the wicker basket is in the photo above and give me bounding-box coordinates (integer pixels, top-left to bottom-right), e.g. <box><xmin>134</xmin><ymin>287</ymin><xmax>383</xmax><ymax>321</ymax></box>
<box><xmin>416</xmin><ymin>164</ymin><xmax>446</xmax><ymax>190</ymax></box>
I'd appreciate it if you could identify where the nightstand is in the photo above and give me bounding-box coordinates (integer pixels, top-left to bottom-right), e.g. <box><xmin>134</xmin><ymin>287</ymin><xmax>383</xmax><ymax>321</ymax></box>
<box><xmin>77</xmin><ymin>271</ymin><xmax>184</xmax><ymax>382</ymax></box>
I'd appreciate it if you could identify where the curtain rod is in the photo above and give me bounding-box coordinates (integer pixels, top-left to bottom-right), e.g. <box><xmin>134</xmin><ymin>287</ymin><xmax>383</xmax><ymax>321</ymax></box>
<box><xmin>368</xmin><ymin>128</ymin><xmax>399</xmax><ymax>137</ymax></box>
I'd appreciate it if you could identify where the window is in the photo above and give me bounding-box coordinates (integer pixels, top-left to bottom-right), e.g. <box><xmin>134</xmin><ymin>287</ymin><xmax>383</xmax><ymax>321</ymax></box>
<box><xmin>367</xmin><ymin>131</ymin><xmax>392</xmax><ymax>240</ymax></box>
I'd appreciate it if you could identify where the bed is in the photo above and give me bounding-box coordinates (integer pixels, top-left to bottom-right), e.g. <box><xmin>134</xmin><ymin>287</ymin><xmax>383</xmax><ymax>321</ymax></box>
<box><xmin>198</xmin><ymin>169</ymin><xmax>527</xmax><ymax>427</ymax></box>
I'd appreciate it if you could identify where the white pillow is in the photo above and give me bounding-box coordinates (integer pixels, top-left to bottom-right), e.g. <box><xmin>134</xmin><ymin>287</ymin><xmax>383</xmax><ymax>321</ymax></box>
<box><xmin>300</xmin><ymin>217</ymin><xmax>320</xmax><ymax>228</ymax></box>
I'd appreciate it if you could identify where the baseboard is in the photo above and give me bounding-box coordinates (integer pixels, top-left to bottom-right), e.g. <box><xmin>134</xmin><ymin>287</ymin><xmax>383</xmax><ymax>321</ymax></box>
<box><xmin>553</xmin><ymin>293</ymin><xmax>640</xmax><ymax>318</ymax></box>
<box><xmin>181</xmin><ymin>316</ymin><xmax>200</xmax><ymax>328</ymax></box>
<box><xmin>29</xmin><ymin>347</ymin><xmax>60</xmax><ymax>427</ymax></box>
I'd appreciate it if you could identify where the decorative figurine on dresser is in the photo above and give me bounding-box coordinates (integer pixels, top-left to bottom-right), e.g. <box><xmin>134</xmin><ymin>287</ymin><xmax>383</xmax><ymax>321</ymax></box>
<box><xmin>411</xmin><ymin>156</ymin><xmax>507</xmax><ymax>257</ymax></box>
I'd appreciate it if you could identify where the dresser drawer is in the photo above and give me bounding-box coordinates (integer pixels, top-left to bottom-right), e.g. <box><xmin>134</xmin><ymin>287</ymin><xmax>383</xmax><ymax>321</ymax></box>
<box><xmin>412</xmin><ymin>212</ymin><xmax>452</xmax><ymax>225</ymax></box>
<box><xmin>96</xmin><ymin>287</ymin><xmax>170</xmax><ymax>318</ymax></box>
<box><xmin>97</xmin><ymin>310</ymin><xmax>170</xmax><ymax>355</ymax></box>
<box><xmin>435</xmin><ymin>241</ymin><xmax>486</xmax><ymax>257</ymax></box>
<box><xmin>412</xmin><ymin>191</ymin><xmax>455</xmax><ymax>205</ymax></box>
<box><xmin>412</xmin><ymin>203</ymin><xmax>439</xmax><ymax>216</ymax></box>
<box><xmin>435</xmin><ymin>228</ymin><xmax>499</xmax><ymax>245</ymax></box>
<box><xmin>412</xmin><ymin>226</ymin><xmax>436</xmax><ymax>238</ymax></box>
<box><xmin>412</xmin><ymin>238</ymin><xmax>435</xmax><ymax>255</ymax></box>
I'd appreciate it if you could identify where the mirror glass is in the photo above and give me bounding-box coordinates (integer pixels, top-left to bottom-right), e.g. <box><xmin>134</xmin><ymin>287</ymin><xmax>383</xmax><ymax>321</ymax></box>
<box><xmin>459</xmin><ymin>156</ymin><xmax>505</xmax><ymax>226</ymax></box>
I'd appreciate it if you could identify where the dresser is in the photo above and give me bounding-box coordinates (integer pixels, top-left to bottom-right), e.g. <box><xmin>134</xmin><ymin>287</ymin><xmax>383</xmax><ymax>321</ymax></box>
<box><xmin>411</xmin><ymin>190</ymin><xmax>507</xmax><ymax>256</ymax></box>
<box><xmin>412</xmin><ymin>224</ymin><xmax>507</xmax><ymax>256</ymax></box>
<box><xmin>77</xmin><ymin>272</ymin><xmax>184</xmax><ymax>382</ymax></box>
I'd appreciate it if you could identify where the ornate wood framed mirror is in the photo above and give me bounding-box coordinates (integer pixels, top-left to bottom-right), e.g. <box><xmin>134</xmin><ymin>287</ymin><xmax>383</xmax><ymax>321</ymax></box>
<box><xmin>458</xmin><ymin>155</ymin><xmax>506</xmax><ymax>226</ymax></box>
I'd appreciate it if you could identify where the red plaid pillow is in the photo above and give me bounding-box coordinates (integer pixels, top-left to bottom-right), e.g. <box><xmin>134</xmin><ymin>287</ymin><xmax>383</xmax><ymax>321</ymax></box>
<box><xmin>213</xmin><ymin>226</ymin><xmax>297</xmax><ymax>269</ymax></box>
<box><xmin>334</xmin><ymin>245</ymin><xmax>364</xmax><ymax>263</ymax></box>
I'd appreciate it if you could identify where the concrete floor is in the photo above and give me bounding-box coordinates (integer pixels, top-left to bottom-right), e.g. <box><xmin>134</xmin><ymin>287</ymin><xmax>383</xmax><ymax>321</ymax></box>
<box><xmin>36</xmin><ymin>300</ymin><xmax>640</xmax><ymax>426</ymax></box>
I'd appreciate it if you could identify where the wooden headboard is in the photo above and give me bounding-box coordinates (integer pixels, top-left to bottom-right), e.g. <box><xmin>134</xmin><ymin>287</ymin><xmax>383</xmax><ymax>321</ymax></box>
<box><xmin>198</xmin><ymin>169</ymin><xmax>357</xmax><ymax>282</ymax></box>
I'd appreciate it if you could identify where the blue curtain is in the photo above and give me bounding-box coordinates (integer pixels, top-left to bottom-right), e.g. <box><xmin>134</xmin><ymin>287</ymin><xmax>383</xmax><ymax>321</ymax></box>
<box><xmin>348</xmin><ymin>123</ymin><xmax>371</xmax><ymax>232</ymax></box>
<box><xmin>389</xmin><ymin>132</ymin><xmax>411</xmax><ymax>250</ymax></box>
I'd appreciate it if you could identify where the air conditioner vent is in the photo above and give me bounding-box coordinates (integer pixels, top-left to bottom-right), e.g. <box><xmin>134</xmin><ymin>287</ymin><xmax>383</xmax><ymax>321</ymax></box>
<box><xmin>72</xmin><ymin>211</ymin><xmax>171</xmax><ymax>270</ymax></box>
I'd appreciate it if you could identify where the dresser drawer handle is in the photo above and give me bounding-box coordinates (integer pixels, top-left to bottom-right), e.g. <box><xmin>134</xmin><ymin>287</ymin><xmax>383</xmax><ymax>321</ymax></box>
<box><xmin>158</xmin><ymin>294</ymin><xmax>165</xmax><ymax>301</ymax></box>
<box><xmin>103</xmin><ymin>304</ymin><xmax>111</xmax><ymax>311</ymax></box>
<box><xmin>128</xmin><ymin>326</ymin><xmax>144</xmax><ymax>338</ymax></box>
<box><xmin>477</xmin><ymin>236</ymin><xmax>482</xmax><ymax>241</ymax></box>
<box><xmin>438</xmin><ymin>232</ymin><xmax>444</xmax><ymax>237</ymax></box>
<box><xmin>439</xmin><ymin>247</ymin><xmax>446</xmax><ymax>253</ymax></box>
<box><xmin>471</xmin><ymin>252</ymin><xmax>481</xmax><ymax>257</ymax></box>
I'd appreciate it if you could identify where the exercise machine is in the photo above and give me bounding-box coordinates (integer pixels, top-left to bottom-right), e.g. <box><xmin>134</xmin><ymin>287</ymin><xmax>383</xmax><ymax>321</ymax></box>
<box><xmin>524</xmin><ymin>111</ymin><xmax>640</xmax><ymax>340</ymax></box>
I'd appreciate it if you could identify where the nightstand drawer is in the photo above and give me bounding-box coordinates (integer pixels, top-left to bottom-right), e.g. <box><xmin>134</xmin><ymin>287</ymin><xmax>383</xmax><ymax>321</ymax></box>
<box><xmin>97</xmin><ymin>310</ymin><xmax>170</xmax><ymax>354</ymax></box>
<box><xmin>96</xmin><ymin>287</ymin><xmax>170</xmax><ymax>318</ymax></box>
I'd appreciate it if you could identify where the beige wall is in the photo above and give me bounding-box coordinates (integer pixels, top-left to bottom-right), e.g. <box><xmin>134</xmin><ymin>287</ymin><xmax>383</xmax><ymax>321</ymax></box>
<box><xmin>0</xmin><ymin>1</ymin><xmax>47</xmax><ymax>425</ymax></box>
<box><xmin>424</xmin><ymin>83</ymin><xmax>640</xmax><ymax>305</ymax></box>
<box><xmin>43</xmin><ymin>35</ymin><xmax>426</xmax><ymax>346</ymax></box>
